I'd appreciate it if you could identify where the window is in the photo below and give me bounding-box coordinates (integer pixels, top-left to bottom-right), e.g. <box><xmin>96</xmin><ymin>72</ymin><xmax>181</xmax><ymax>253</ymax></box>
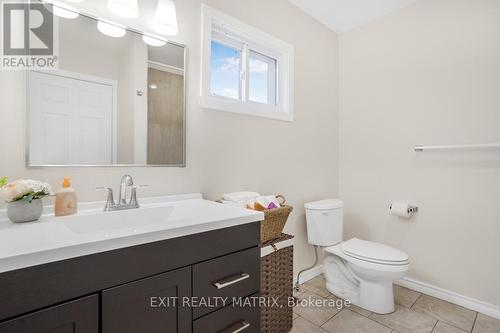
<box><xmin>201</xmin><ymin>5</ymin><xmax>294</xmax><ymax>121</ymax></box>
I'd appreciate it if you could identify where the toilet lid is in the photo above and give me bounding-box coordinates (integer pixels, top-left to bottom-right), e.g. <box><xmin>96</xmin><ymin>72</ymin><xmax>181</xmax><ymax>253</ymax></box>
<box><xmin>341</xmin><ymin>238</ymin><xmax>409</xmax><ymax>265</ymax></box>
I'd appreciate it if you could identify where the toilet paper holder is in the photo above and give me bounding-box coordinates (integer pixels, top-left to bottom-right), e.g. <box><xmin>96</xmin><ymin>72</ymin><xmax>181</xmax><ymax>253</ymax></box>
<box><xmin>389</xmin><ymin>203</ymin><xmax>419</xmax><ymax>214</ymax></box>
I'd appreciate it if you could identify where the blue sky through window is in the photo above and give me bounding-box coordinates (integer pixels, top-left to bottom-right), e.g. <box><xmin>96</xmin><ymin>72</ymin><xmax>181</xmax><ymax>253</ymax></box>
<box><xmin>210</xmin><ymin>41</ymin><xmax>240</xmax><ymax>99</ymax></box>
<box><xmin>249</xmin><ymin>56</ymin><xmax>269</xmax><ymax>104</ymax></box>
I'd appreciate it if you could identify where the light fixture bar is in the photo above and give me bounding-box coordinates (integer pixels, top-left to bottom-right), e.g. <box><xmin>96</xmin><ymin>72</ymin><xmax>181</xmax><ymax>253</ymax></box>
<box><xmin>107</xmin><ymin>0</ymin><xmax>139</xmax><ymax>18</ymax></box>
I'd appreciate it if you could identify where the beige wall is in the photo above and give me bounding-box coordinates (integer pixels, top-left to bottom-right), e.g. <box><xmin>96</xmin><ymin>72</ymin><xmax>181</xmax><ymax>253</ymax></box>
<box><xmin>0</xmin><ymin>0</ymin><xmax>339</xmax><ymax>277</ymax></box>
<box><xmin>339</xmin><ymin>0</ymin><xmax>500</xmax><ymax>306</ymax></box>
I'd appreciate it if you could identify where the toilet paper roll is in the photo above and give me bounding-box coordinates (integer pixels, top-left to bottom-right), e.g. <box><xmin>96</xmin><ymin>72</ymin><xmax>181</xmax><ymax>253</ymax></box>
<box><xmin>390</xmin><ymin>202</ymin><xmax>413</xmax><ymax>218</ymax></box>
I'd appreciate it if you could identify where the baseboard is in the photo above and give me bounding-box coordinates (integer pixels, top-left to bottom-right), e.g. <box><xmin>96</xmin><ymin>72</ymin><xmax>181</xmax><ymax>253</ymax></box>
<box><xmin>294</xmin><ymin>264</ymin><xmax>323</xmax><ymax>285</ymax></box>
<box><xmin>397</xmin><ymin>277</ymin><xmax>500</xmax><ymax>320</ymax></box>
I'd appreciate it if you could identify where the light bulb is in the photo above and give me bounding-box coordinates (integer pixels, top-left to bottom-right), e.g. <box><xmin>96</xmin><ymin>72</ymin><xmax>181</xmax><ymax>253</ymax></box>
<box><xmin>142</xmin><ymin>34</ymin><xmax>167</xmax><ymax>47</ymax></box>
<box><xmin>97</xmin><ymin>19</ymin><xmax>126</xmax><ymax>38</ymax></box>
<box><xmin>107</xmin><ymin>0</ymin><xmax>139</xmax><ymax>19</ymax></box>
<box><xmin>153</xmin><ymin>0</ymin><xmax>178</xmax><ymax>36</ymax></box>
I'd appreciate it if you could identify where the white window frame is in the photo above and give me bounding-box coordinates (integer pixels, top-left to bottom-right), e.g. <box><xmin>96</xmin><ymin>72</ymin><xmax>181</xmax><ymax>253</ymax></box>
<box><xmin>200</xmin><ymin>5</ymin><xmax>294</xmax><ymax>122</ymax></box>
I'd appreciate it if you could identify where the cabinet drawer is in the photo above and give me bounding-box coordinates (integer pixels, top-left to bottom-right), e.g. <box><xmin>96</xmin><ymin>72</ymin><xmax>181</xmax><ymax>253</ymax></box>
<box><xmin>192</xmin><ymin>247</ymin><xmax>260</xmax><ymax>318</ymax></box>
<box><xmin>193</xmin><ymin>293</ymin><xmax>260</xmax><ymax>333</ymax></box>
<box><xmin>0</xmin><ymin>295</ymin><xmax>98</xmax><ymax>333</ymax></box>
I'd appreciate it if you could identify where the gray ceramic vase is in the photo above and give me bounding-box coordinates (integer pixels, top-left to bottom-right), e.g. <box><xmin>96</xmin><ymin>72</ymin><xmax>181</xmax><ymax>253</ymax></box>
<box><xmin>7</xmin><ymin>198</ymin><xmax>43</xmax><ymax>223</ymax></box>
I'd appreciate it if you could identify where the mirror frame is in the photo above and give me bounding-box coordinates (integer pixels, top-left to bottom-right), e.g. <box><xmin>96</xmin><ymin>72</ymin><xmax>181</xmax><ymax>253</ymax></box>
<box><xmin>25</xmin><ymin>9</ymin><xmax>187</xmax><ymax>168</ymax></box>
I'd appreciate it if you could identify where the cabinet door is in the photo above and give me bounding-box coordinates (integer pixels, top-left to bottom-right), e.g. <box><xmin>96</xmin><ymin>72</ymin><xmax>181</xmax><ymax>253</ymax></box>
<box><xmin>0</xmin><ymin>295</ymin><xmax>98</xmax><ymax>333</ymax></box>
<box><xmin>102</xmin><ymin>266</ymin><xmax>191</xmax><ymax>333</ymax></box>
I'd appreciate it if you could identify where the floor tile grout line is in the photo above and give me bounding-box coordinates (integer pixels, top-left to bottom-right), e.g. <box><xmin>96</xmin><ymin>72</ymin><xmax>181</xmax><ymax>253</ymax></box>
<box><xmin>294</xmin><ymin>312</ymin><xmax>329</xmax><ymax>332</ymax></box>
<box><xmin>470</xmin><ymin>311</ymin><xmax>479</xmax><ymax>333</ymax></box>
<box><xmin>297</xmin><ymin>282</ymin><xmax>330</xmax><ymax>298</ymax></box>
<box><xmin>430</xmin><ymin>319</ymin><xmax>439</xmax><ymax>333</ymax></box>
<box><xmin>294</xmin><ymin>315</ymin><xmax>327</xmax><ymax>333</ymax></box>
<box><xmin>409</xmin><ymin>292</ymin><xmax>423</xmax><ymax>308</ymax></box>
<box><xmin>410</xmin><ymin>293</ymin><xmax>423</xmax><ymax>310</ymax></box>
<box><xmin>435</xmin><ymin>316</ymin><xmax>476</xmax><ymax>332</ymax></box>
<box><xmin>369</xmin><ymin>317</ymin><xmax>397</xmax><ymax>332</ymax></box>
<box><xmin>319</xmin><ymin>307</ymin><xmax>347</xmax><ymax>328</ymax></box>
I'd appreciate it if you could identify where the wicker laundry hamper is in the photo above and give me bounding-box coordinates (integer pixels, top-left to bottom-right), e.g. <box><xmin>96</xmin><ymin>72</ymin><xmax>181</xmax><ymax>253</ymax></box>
<box><xmin>260</xmin><ymin>195</ymin><xmax>293</xmax><ymax>243</ymax></box>
<box><xmin>260</xmin><ymin>234</ymin><xmax>294</xmax><ymax>332</ymax></box>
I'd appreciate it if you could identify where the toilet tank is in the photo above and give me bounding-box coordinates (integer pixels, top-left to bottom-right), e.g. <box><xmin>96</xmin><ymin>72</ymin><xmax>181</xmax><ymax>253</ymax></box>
<box><xmin>304</xmin><ymin>199</ymin><xmax>344</xmax><ymax>247</ymax></box>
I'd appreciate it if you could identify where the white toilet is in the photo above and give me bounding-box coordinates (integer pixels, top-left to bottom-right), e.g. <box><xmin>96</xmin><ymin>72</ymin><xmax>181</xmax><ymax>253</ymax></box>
<box><xmin>304</xmin><ymin>199</ymin><xmax>409</xmax><ymax>314</ymax></box>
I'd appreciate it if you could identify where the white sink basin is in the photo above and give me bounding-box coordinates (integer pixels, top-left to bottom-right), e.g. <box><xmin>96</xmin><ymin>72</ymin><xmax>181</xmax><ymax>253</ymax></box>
<box><xmin>0</xmin><ymin>193</ymin><xmax>264</xmax><ymax>273</ymax></box>
<box><xmin>62</xmin><ymin>205</ymin><xmax>175</xmax><ymax>234</ymax></box>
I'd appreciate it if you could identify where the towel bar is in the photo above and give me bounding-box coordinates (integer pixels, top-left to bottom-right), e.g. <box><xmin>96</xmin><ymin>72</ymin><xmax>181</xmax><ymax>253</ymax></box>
<box><xmin>414</xmin><ymin>143</ymin><xmax>500</xmax><ymax>152</ymax></box>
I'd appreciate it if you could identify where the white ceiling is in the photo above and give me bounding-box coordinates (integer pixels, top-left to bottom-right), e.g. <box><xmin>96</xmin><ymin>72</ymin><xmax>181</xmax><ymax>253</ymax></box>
<box><xmin>288</xmin><ymin>0</ymin><xmax>418</xmax><ymax>33</ymax></box>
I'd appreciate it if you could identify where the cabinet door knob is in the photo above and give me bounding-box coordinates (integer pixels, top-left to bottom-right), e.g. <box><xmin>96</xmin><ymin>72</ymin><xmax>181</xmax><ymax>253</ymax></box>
<box><xmin>213</xmin><ymin>273</ymin><xmax>250</xmax><ymax>289</ymax></box>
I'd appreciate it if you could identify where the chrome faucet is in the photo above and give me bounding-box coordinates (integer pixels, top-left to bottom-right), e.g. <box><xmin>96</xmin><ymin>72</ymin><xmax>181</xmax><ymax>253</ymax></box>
<box><xmin>118</xmin><ymin>174</ymin><xmax>134</xmax><ymax>205</ymax></box>
<box><xmin>96</xmin><ymin>175</ymin><xmax>147</xmax><ymax>211</ymax></box>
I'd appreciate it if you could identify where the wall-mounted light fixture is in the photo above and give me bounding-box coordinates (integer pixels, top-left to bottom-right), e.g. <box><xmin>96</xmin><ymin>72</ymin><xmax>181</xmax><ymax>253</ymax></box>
<box><xmin>97</xmin><ymin>19</ymin><xmax>127</xmax><ymax>37</ymax></box>
<box><xmin>44</xmin><ymin>0</ymin><xmax>80</xmax><ymax>19</ymax></box>
<box><xmin>153</xmin><ymin>0</ymin><xmax>178</xmax><ymax>36</ymax></box>
<box><xmin>107</xmin><ymin>0</ymin><xmax>139</xmax><ymax>19</ymax></box>
<box><xmin>142</xmin><ymin>34</ymin><xmax>167</xmax><ymax>47</ymax></box>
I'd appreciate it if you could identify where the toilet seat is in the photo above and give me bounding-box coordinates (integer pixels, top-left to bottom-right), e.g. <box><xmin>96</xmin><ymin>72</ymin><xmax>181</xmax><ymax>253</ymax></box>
<box><xmin>331</xmin><ymin>238</ymin><xmax>409</xmax><ymax>266</ymax></box>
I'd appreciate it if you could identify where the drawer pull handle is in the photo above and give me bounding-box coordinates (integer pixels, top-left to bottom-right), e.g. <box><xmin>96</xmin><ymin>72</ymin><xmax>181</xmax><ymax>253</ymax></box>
<box><xmin>213</xmin><ymin>273</ymin><xmax>250</xmax><ymax>289</ymax></box>
<box><xmin>219</xmin><ymin>320</ymin><xmax>250</xmax><ymax>333</ymax></box>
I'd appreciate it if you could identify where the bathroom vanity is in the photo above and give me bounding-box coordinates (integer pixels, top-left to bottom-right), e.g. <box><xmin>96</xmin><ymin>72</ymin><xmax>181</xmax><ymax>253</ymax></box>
<box><xmin>0</xmin><ymin>194</ymin><xmax>263</xmax><ymax>333</ymax></box>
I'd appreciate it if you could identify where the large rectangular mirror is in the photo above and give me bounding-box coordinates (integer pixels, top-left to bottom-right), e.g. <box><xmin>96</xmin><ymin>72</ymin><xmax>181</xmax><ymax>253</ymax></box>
<box><xmin>27</xmin><ymin>10</ymin><xmax>186</xmax><ymax>167</ymax></box>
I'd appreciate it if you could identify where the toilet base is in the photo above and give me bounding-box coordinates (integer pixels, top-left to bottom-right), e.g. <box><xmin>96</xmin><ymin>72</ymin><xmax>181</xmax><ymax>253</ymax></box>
<box><xmin>323</xmin><ymin>248</ymin><xmax>405</xmax><ymax>315</ymax></box>
<box><xmin>326</xmin><ymin>279</ymin><xmax>395</xmax><ymax>314</ymax></box>
<box><xmin>358</xmin><ymin>280</ymin><xmax>395</xmax><ymax>314</ymax></box>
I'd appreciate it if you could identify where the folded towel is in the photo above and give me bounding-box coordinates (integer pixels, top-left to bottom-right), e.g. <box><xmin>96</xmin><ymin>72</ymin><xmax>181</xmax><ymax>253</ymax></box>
<box><xmin>255</xmin><ymin>195</ymin><xmax>281</xmax><ymax>209</ymax></box>
<box><xmin>219</xmin><ymin>200</ymin><xmax>247</xmax><ymax>207</ymax></box>
<box><xmin>223</xmin><ymin>191</ymin><xmax>260</xmax><ymax>202</ymax></box>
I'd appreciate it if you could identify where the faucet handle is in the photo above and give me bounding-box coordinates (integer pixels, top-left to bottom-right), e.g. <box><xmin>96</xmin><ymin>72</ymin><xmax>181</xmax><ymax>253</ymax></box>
<box><xmin>96</xmin><ymin>186</ymin><xmax>115</xmax><ymax>211</ymax></box>
<box><xmin>129</xmin><ymin>186</ymin><xmax>140</xmax><ymax>208</ymax></box>
<box><xmin>96</xmin><ymin>186</ymin><xmax>111</xmax><ymax>191</ymax></box>
<box><xmin>128</xmin><ymin>185</ymin><xmax>148</xmax><ymax>208</ymax></box>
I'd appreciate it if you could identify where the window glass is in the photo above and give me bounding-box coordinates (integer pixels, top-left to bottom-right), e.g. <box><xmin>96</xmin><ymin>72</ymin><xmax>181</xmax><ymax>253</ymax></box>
<box><xmin>210</xmin><ymin>40</ymin><xmax>241</xmax><ymax>100</ymax></box>
<box><xmin>249</xmin><ymin>51</ymin><xmax>277</xmax><ymax>105</ymax></box>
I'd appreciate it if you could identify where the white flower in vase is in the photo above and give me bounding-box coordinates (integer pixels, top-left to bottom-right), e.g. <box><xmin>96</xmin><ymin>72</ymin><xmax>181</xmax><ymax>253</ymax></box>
<box><xmin>1</xmin><ymin>178</ymin><xmax>53</xmax><ymax>223</ymax></box>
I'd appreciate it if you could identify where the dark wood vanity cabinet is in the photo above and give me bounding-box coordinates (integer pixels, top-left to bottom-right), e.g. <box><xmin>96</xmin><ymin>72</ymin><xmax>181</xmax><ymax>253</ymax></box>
<box><xmin>0</xmin><ymin>222</ymin><xmax>261</xmax><ymax>333</ymax></box>
<box><xmin>0</xmin><ymin>295</ymin><xmax>98</xmax><ymax>333</ymax></box>
<box><xmin>102</xmin><ymin>267</ymin><xmax>192</xmax><ymax>333</ymax></box>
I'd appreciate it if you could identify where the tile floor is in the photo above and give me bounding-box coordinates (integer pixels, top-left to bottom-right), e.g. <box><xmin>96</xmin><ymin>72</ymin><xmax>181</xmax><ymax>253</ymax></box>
<box><xmin>291</xmin><ymin>275</ymin><xmax>500</xmax><ymax>333</ymax></box>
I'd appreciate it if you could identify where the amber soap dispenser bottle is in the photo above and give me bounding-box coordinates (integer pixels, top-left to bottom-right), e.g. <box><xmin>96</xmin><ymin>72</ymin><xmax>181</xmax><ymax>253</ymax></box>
<box><xmin>54</xmin><ymin>177</ymin><xmax>78</xmax><ymax>217</ymax></box>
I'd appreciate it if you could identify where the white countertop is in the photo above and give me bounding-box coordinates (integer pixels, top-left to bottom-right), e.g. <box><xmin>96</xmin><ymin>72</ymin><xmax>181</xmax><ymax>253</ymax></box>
<box><xmin>0</xmin><ymin>193</ymin><xmax>264</xmax><ymax>273</ymax></box>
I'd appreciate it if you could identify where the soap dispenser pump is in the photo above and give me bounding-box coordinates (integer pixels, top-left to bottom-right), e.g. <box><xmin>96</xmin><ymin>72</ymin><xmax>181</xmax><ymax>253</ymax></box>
<box><xmin>54</xmin><ymin>177</ymin><xmax>78</xmax><ymax>217</ymax></box>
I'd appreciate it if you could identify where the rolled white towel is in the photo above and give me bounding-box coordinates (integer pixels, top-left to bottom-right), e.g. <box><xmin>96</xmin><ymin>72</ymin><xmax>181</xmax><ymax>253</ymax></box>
<box><xmin>222</xmin><ymin>191</ymin><xmax>260</xmax><ymax>203</ymax></box>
